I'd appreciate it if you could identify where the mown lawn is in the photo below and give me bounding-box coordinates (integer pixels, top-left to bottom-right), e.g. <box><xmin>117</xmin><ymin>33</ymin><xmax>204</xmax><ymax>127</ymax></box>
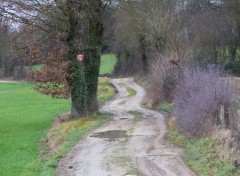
<box><xmin>100</xmin><ymin>54</ymin><xmax>117</xmax><ymax>75</ymax></box>
<box><xmin>25</xmin><ymin>54</ymin><xmax>117</xmax><ymax>76</ymax></box>
<box><xmin>0</xmin><ymin>83</ymin><xmax>71</xmax><ymax>176</ymax></box>
<box><xmin>0</xmin><ymin>55</ymin><xmax>117</xmax><ymax>176</ymax></box>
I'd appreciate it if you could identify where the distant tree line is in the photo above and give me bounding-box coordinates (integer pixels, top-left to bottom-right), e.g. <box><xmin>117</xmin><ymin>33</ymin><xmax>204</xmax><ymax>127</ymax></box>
<box><xmin>104</xmin><ymin>0</ymin><xmax>240</xmax><ymax>76</ymax></box>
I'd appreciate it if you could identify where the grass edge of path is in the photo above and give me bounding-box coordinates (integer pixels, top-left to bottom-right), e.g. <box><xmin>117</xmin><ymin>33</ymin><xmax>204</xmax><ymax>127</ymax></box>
<box><xmin>135</xmin><ymin>76</ymin><xmax>240</xmax><ymax>176</ymax></box>
<box><xmin>20</xmin><ymin>78</ymin><xmax>116</xmax><ymax>176</ymax></box>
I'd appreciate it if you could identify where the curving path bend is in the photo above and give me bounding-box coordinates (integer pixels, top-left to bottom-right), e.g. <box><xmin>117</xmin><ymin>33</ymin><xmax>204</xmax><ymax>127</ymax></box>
<box><xmin>57</xmin><ymin>78</ymin><xmax>196</xmax><ymax>176</ymax></box>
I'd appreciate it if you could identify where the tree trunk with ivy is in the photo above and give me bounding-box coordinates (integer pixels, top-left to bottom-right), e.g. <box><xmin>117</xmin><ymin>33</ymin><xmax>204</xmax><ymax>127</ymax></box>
<box><xmin>0</xmin><ymin>0</ymin><xmax>104</xmax><ymax>118</ymax></box>
<box><xmin>68</xmin><ymin>56</ymin><xmax>87</xmax><ymax>118</ymax></box>
<box><xmin>84</xmin><ymin>1</ymin><xmax>103</xmax><ymax>112</ymax></box>
<box><xmin>84</xmin><ymin>48</ymin><xmax>101</xmax><ymax>112</ymax></box>
<box><xmin>67</xmin><ymin>0</ymin><xmax>103</xmax><ymax>118</ymax></box>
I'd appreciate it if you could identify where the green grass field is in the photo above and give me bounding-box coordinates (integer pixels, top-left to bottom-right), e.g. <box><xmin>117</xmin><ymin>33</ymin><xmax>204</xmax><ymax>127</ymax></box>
<box><xmin>0</xmin><ymin>55</ymin><xmax>117</xmax><ymax>176</ymax></box>
<box><xmin>25</xmin><ymin>54</ymin><xmax>117</xmax><ymax>76</ymax></box>
<box><xmin>0</xmin><ymin>83</ymin><xmax>71</xmax><ymax>176</ymax></box>
<box><xmin>100</xmin><ymin>54</ymin><xmax>117</xmax><ymax>75</ymax></box>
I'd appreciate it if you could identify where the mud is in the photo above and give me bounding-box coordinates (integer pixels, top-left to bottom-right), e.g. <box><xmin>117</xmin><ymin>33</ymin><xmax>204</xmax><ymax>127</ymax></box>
<box><xmin>90</xmin><ymin>130</ymin><xmax>128</xmax><ymax>142</ymax></box>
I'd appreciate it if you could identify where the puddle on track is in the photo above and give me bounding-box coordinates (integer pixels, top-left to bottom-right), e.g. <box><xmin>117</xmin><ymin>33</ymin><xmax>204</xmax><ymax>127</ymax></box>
<box><xmin>120</xmin><ymin>118</ymin><xmax>129</xmax><ymax>120</ymax></box>
<box><xmin>90</xmin><ymin>130</ymin><xmax>128</xmax><ymax>142</ymax></box>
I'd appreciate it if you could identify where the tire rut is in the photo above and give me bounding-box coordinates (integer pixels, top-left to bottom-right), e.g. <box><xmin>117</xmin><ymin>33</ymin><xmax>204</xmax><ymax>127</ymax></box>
<box><xmin>57</xmin><ymin>78</ymin><xmax>195</xmax><ymax>176</ymax></box>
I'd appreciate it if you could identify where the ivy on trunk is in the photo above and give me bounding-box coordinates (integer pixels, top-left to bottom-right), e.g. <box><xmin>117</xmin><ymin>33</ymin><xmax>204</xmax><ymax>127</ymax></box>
<box><xmin>0</xmin><ymin>0</ymin><xmax>104</xmax><ymax>118</ymax></box>
<box><xmin>66</xmin><ymin>0</ymin><xmax>103</xmax><ymax>118</ymax></box>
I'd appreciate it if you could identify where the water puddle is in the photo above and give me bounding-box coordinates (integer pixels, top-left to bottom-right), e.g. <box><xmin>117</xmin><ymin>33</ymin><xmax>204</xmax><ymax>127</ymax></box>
<box><xmin>120</xmin><ymin>118</ymin><xmax>129</xmax><ymax>120</ymax></box>
<box><xmin>90</xmin><ymin>130</ymin><xmax>128</xmax><ymax>142</ymax></box>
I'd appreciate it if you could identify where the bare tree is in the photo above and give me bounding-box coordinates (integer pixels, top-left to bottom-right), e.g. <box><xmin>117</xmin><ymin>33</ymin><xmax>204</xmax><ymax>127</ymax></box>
<box><xmin>0</xmin><ymin>0</ymin><xmax>106</xmax><ymax>118</ymax></box>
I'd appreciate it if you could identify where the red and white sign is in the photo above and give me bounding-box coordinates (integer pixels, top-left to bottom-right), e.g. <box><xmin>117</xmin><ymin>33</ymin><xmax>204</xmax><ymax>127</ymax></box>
<box><xmin>77</xmin><ymin>55</ymin><xmax>84</xmax><ymax>61</ymax></box>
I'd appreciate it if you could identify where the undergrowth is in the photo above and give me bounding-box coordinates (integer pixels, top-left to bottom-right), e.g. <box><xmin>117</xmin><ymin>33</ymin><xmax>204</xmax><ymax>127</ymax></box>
<box><xmin>136</xmin><ymin>75</ymin><xmax>239</xmax><ymax>176</ymax></box>
<box><xmin>126</xmin><ymin>87</ymin><xmax>137</xmax><ymax>96</ymax></box>
<box><xmin>168</xmin><ymin>128</ymin><xmax>240</xmax><ymax>176</ymax></box>
<box><xmin>174</xmin><ymin>68</ymin><xmax>235</xmax><ymax>137</ymax></box>
<box><xmin>98</xmin><ymin>77</ymin><xmax>115</xmax><ymax>103</ymax></box>
<box><xmin>153</xmin><ymin>103</ymin><xmax>173</xmax><ymax>113</ymax></box>
<box><xmin>20</xmin><ymin>77</ymin><xmax>115</xmax><ymax>176</ymax></box>
<box><xmin>20</xmin><ymin>113</ymin><xmax>110</xmax><ymax>176</ymax></box>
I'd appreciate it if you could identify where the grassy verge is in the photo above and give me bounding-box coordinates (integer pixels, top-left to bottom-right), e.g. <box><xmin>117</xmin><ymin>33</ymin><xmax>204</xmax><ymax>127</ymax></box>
<box><xmin>153</xmin><ymin>103</ymin><xmax>173</xmax><ymax>113</ymax></box>
<box><xmin>20</xmin><ymin>77</ymin><xmax>115</xmax><ymax>176</ymax></box>
<box><xmin>165</xmin><ymin>105</ymin><xmax>239</xmax><ymax>176</ymax></box>
<box><xmin>100</xmin><ymin>54</ymin><xmax>117</xmax><ymax>75</ymax></box>
<box><xmin>134</xmin><ymin>77</ymin><xmax>149</xmax><ymax>90</ymax></box>
<box><xmin>126</xmin><ymin>87</ymin><xmax>137</xmax><ymax>97</ymax></box>
<box><xmin>98</xmin><ymin>77</ymin><xmax>116</xmax><ymax>104</ymax></box>
<box><xmin>0</xmin><ymin>77</ymin><xmax>115</xmax><ymax>176</ymax></box>
<box><xmin>136</xmin><ymin>76</ymin><xmax>239</xmax><ymax>176</ymax></box>
<box><xmin>168</xmin><ymin>129</ymin><xmax>239</xmax><ymax>176</ymax></box>
<box><xmin>20</xmin><ymin>112</ymin><xmax>111</xmax><ymax>176</ymax></box>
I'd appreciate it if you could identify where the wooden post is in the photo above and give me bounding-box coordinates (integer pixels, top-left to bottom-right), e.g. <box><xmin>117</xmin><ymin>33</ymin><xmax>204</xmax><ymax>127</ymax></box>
<box><xmin>237</xmin><ymin>110</ymin><xmax>240</xmax><ymax>134</ymax></box>
<box><xmin>229</xmin><ymin>107</ymin><xmax>239</xmax><ymax>136</ymax></box>
<box><xmin>229</xmin><ymin>107</ymin><xmax>234</xmax><ymax>131</ymax></box>
<box><xmin>236</xmin><ymin>110</ymin><xmax>240</xmax><ymax>144</ymax></box>
<box><xmin>220</xmin><ymin>106</ymin><xmax>226</xmax><ymax>128</ymax></box>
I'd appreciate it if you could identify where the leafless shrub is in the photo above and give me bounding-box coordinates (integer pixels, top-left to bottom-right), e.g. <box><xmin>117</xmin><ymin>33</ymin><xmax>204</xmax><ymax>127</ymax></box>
<box><xmin>147</xmin><ymin>60</ymin><xmax>165</xmax><ymax>104</ymax></box>
<box><xmin>147</xmin><ymin>51</ymin><xmax>183</xmax><ymax>105</ymax></box>
<box><xmin>174</xmin><ymin>68</ymin><xmax>236</xmax><ymax>137</ymax></box>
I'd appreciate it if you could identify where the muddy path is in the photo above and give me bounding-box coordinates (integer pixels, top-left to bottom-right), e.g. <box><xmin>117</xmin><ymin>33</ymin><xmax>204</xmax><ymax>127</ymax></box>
<box><xmin>57</xmin><ymin>78</ymin><xmax>195</xmax><ymax>176</ymax></box>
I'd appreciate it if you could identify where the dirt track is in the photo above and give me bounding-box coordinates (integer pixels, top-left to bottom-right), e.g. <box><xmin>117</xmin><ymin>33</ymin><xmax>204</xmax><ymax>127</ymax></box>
<box><xmin>57</xmin><ymin>78</ymin><xmax>195</xmax><ymax>176</ymax></box>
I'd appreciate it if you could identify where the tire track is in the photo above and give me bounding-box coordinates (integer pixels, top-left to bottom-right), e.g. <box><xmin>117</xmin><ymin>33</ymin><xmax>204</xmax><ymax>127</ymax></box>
<box><xmin>57</xmin><ymin>78</ymin><xmax>195</xmax><ymax>176</ymax></box>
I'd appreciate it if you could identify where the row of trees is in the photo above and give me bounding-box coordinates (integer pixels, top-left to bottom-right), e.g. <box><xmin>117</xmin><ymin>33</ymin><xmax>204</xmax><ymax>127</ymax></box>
<box><xmin>0</xmin><ymin>17</ymin><xmax>19</xmax><ymax>78</ymax></box>
<box><xmin>106</xmin><ymin>0</ymin><xmax>240</xmax><ymax>76</ymax></box>
<box><xmin>1</xmin><ymin>0</ymin><xmax>239</xmax><ymax>118</ymax></box>
<box><xmin>0</xmin><ymin>0</ymin><xmax>108</xmax><ymax>118</ymax></box>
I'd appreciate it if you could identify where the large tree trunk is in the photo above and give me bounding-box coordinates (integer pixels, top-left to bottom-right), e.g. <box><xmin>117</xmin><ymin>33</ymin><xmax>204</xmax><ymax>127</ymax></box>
<box><xmin>83</xmin><ymin>0</ymin><xmax>103</xmax><ymax>113</ymax></box>
<box><xmin>68</xmin><ymin>55</ymin><xmax>87</xmax><ymax>118</ymax></box>
<box><xmin>230</xmin><ymin>45</ymin><xmax>237</xmax><ymax>62</ymax></box>
<box><xmin>66</xmin><ymin>0</ymin><xmax>87</xmax><ymax>118</ymax></box>
<box><xmin>66</xmin><ymin>0</ymin><xmax>103</xmax><ymax>118</ymax></box>
<box><xmin>84</xmin><ymin>48</ymin><xmax>101</xmax><ymax>112</ymax></box>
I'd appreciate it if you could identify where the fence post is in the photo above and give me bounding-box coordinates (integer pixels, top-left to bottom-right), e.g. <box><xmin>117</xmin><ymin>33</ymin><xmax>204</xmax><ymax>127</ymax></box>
<box><xmin>220</xmin><ymin>106</ymin><xmax>226</xmax><ymax>128</ymax></box>
<box><xmin>237</xmin><ymin>110</ymin><xmax>240</xmax><ymax>135</ymax></box>
<box><xmin>229</xmin><ymin>107</ymin><xmax>233</xmax><ymax>131</ymax></box>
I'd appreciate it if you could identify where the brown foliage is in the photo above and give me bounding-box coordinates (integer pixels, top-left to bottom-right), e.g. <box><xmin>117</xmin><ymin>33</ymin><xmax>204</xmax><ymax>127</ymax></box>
<box><xmin>27</xmin><ymin>38</ymin><xmax>70</xmax><ymax>98</ymax></box>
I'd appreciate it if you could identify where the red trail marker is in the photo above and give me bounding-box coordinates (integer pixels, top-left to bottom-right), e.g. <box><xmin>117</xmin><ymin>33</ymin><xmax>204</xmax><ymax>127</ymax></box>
<box><xmin>77</xmin><ymin>55</ymin><xmax>84</xmax><ymax>61</ymax></box>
